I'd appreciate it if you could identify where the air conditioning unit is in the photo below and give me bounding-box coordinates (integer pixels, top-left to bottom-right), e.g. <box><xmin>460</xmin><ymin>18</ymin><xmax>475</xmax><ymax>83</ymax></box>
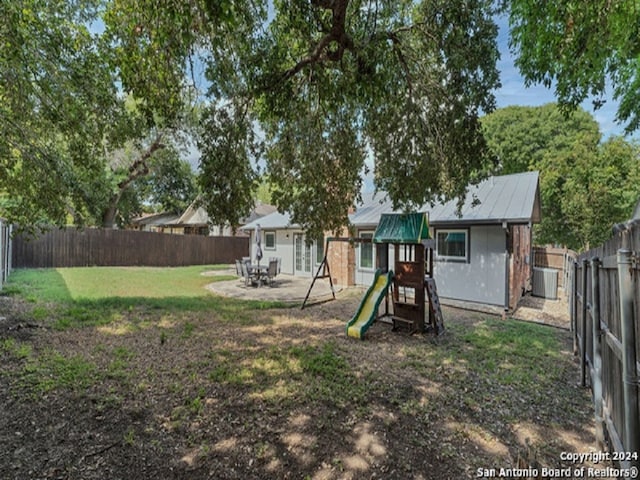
<box><xmin>532</xmin><ymin>267</ymin><xmax>558</xmax><ymax>300</ymax></box>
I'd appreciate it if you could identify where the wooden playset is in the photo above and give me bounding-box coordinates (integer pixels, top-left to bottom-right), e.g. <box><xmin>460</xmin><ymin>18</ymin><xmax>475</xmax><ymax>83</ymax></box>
<box><xmin>373</xmin><ymin>213</ymin><xmax>444</xmax><ymax>336</ymax></box>
<box><xmin>303</xmin><ymin>212</ymin><xmax>444</xmax><ymax>338</ymax></box>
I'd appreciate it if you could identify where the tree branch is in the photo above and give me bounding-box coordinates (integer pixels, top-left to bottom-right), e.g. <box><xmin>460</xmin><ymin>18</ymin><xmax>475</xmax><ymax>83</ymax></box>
<box><xmin>386</xmin><ymin>31</ymin><xmax>413</xmax><ymax>96</ymax></box>
<box><xmin>117</xmin><ymin>133</ymin><xmax>165</xmax><ymax>191</ymax></box>
<box><xmin>280</xmin><ymin>0</ymin><xmax>354</xmax><ymax>81</ymax></box>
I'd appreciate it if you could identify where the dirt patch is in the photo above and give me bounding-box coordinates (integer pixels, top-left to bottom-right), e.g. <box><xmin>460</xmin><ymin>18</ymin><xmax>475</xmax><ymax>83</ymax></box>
<box><xmin>512</xmin><ymin>289</ymin><xmax>570</xmax><ymax>330</ymax></box>
<box><xmin>0</xmin><ymin>293</ymin><xmax>604</xmax><ymax>479</ymax></box>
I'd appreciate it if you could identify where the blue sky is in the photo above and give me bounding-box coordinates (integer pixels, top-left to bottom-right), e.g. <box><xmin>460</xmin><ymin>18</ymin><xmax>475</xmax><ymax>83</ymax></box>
<box><xmin>494</xmin><ymin>15</ymin><xmax>629</xmax><ymax>140</ymax></box>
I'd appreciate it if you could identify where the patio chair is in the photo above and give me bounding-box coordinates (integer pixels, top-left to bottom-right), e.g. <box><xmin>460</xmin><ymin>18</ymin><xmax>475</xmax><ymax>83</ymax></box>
<box><xmin>269</xmin><ymin>257</ymin><xmax>281</xmax><ymax>275</ymax></box>
<box><xmin>240</xmin><ymin>261</ymin><xmax>258</xmax><ymax>287</ymax></box>
<box><xmin>235</xmin><ymin>259</ymin><xmax>243</xmax><ymax>278</ymax></box>
<box><xmin>264</xmin><ymin>258</ymin><xmax>279</xmax><ymax>286</ymax></box>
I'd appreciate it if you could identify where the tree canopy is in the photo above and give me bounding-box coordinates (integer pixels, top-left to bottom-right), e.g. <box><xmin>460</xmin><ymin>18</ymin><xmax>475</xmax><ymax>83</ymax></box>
<box><xmin>506</xmin><ymin>0</ymin><xmax>640</xmax><ymax>133</ymax></box>
<box><xmin>0</xmin><ymin>0</ymin><xmax>200</xmax><ymax>230</ymax></box>
<box><xmin>2</xmin><ymin>0</ymin><xmax>502</xmax><ymax>238</ymax></box>
<box><xmin>191</xmin><ymin>0</ymin><xmax>502</xmax><ymax>239</ymax></box>
<box><xmin>482</xmin><ymin>104</ymin><xmax>640</xmax><ymax>251</ymax></box>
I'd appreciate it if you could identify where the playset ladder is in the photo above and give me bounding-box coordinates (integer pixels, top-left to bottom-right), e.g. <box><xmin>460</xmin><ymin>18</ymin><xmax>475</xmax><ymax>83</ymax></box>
<box><xmin>425</xmin><ymin>277</ymin><xmax>444</xmax><ymax>335</ymax></box>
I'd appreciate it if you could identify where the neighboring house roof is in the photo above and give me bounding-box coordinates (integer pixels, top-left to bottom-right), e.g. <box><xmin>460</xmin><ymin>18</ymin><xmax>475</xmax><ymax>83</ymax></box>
<box><xmin>240</xmin><ymin>203</ymin><xmax>278</xmax><ymax>225</ymax></box>
<box><xmin>142</xmin><ymin>202</ymin><xmax>278</xmax><ymax>228</ymax></box>
<box><xmin>174</xmin><ymin>203</ymin><xmax>209</xmax><ymax>226</ymax></box>
<box><xmin>243</xmin><ymin>171</ymin><xmax>541</xmax><ymax>231</ymax></box>
<box><xmin>131</xmin><ymin>212</ymin><xmax>181</xmax><ymax>226</ymax></box>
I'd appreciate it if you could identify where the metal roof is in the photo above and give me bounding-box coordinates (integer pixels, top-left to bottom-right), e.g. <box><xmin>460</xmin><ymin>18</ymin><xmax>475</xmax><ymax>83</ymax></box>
<box><xmin>242</xmin><ymin>211</ymin><xmax>293</xmax><ymax>230</ymax></box>
<box><xmin>243</xmin><ymin>171</ymin><xmax>541</xmax><ymax>230</ymax></box>
<box><xmin>352</xmin><ymin>171</ymin><xmax>541</xmax><ymax>227</ymax></box>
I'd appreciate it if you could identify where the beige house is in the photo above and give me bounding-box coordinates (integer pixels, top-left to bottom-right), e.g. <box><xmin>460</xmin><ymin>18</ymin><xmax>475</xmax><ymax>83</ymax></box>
<box><xmin>130</xmin><ymin>202</ymin><xmax>277</xmax><ymax>237</ymax></box>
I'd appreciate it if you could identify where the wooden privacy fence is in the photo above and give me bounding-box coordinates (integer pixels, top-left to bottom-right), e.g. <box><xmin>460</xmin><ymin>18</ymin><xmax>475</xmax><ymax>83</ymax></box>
<box><xmin>572</xmin><ymin>220</ymin><xmax>639</xmax><ymax>469</ymax></box>
<box><xmin>533</xmin><ymin>246</ymin><xmax>577</xmax><ymax>288</ymax></box>
<box><xmin>0</xmin><ymin>220</ymin><xmax>13</xmax><ymax>289</ymax></box>
<box><xmin>12</xmin><ymin>228</ymin><xmax>249</xmax><ymax>268</ymax></box>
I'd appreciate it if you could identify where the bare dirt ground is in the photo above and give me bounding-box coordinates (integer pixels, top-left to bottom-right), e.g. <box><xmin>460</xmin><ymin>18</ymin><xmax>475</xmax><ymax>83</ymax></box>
<box><xmin>0</xmin><ymin>292</ymin><xmax>603</xmax><ymax>480</ymax></box>
<box><xmin>511</xmin><ymin>288</ymin><xmax>571</xmax><ymax>330</ymax></box>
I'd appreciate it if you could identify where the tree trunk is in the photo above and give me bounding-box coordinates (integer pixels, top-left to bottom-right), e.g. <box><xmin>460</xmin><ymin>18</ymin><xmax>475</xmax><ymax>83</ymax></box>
<box><xmin>101</xmin><ymin>197</ymin><xmax>119</xmax><ymax>229</ymax></box>
<box><xmin>100</xmin><ymin>134</ymin><xmax>166</xmax><ymax>228</ymax></box>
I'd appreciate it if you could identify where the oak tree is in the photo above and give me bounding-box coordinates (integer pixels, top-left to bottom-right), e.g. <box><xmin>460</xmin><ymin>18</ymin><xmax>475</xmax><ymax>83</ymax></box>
<box><xmin>506</xmin><ymin>0</ymin><xmax>640</xmax><ymax>133</ymax></box>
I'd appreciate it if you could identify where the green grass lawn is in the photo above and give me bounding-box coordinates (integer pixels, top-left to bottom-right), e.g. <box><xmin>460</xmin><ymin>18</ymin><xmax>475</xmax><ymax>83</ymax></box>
<box><xmin>6</xmin><ymin>265</ymin><xmax>235</xmax><ymax>301</ymax></box>
<box><xmin>4</xmin><ymin>266</ymin><xmax>287</xmax><ymax>329</ymax></box>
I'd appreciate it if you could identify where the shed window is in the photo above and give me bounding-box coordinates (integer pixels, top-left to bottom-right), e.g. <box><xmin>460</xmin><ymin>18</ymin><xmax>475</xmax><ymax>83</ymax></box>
<box><xmin>264</xmin><ymin>231</ymin><xmax>276</xmax><ymax>249</ymax></box>
<box><xmin>436</xmin><ymin>229</ymin><xmax>468</xmax><ymax>262</ymax></box>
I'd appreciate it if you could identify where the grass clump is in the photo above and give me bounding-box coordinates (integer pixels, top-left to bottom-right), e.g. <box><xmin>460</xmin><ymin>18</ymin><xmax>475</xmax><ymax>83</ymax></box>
<box><xmin>21</xmin><ymin>349</ymin><xmax>97</xmax><ymax>394</ymax></box>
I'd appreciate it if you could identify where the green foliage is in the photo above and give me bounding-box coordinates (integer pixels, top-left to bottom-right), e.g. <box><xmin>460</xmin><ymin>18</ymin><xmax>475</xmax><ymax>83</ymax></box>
<box><xmin>506</xmin><ymin>0</ymin><xmax>640</xmax><ymax>133</ymax></box>
<box><xmin>254</xmin><ymin>176</ymin><xmax>275</xmax><ymax>205</ymax></box>
<box><xmin>0</xmin><ymin>1</ymin><xmax>201</xmax><ymax>229</ymax></box>
<box><xmin>482</xmin><ymin>104</ymin><xmax>640</xmax><ymax>250</ymax></box>
<box><xmin>20</xmin><ymin>349</ymin><xmax>98</xmax><ymax>394</ymax></box>
<box><xmin>0</xmin><ymin>0</ymin><xmax>118</xmax><ymax>228</ymax></box>
<box><xmin>242</xmin><ymin>0</ymin><xmax>501</xmax><ymax>238</ymax></box>
<box><xmin>5</xmin><ymin>0</ymin><xmax>503</xmax><ymax>236</ymax></box>
<box><xmin>197</xmin><ymin>103</ymin><xmax>260</xmax><ymax>229</ymax></box>
<box><xmin>133</xmin><ymin>148</ymin><xmax>198</xmax><ymax>216</ymax></box>
<box><xmin>559</xmin><ymin>136</ymin><xmax>640</xmax><ymax>249</ymax></box>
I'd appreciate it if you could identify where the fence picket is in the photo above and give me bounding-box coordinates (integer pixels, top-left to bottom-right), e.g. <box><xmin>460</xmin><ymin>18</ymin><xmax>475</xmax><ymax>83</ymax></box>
<box><xmin>572</xmin><ymin>222</ymin><xmax>639</xmax><ymax>469</ymax></box>
<box><xmin>12</xmin><ymin>228</ymin><xmax>249</xmax><ymax>268</ymax></box>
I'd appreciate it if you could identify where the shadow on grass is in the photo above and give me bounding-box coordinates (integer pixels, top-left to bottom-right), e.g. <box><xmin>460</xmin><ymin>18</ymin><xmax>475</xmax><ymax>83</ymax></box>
<box><xmin>0</xmin><ymin>287</ymin><xmax>599</xmax><ymax>479</ymax></box>
<box><xmin>50</xmin><ymin>296</ymin><xmax>293</xmax><ymax>330</ymax></box>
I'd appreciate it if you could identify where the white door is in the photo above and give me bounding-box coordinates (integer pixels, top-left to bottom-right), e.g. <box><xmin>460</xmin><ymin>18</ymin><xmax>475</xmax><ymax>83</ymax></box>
<box><xmin>294</xmin><ymin>234</ymin><xmax>312</xmax><ymax>276</ymax></box>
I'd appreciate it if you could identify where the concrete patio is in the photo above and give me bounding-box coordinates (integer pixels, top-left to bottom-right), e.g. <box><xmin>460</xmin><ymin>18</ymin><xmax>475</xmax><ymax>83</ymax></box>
<box><xmin>203</xmin><ymin>268</ymin><xmax>346</xmax><ymax>304</ymax></box>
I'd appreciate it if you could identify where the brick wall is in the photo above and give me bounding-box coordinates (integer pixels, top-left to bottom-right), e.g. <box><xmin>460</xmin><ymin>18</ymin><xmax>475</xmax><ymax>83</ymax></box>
<box><xmin>326</xmin><ymin>229</ymin><xmax>355</xmax><ymax>286</ymax></box>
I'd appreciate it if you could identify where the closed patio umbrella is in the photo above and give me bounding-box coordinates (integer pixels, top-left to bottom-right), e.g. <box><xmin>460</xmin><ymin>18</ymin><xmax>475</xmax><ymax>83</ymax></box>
<box><xmin>255</xmin><ymin>224</ymin><xmax>263</xmax><ymax>268</ymax></box>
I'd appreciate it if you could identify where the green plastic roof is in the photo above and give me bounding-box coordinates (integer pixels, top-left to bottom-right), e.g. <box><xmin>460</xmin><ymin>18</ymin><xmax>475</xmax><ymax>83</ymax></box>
<box><xmin>373</xmin><ymin>212</ymin><xmax>431</xmax><ymax>244</ymax></box>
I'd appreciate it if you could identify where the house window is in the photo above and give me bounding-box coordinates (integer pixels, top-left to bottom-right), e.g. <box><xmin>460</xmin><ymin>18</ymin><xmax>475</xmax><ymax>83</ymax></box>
<box><xmin>436</xmin><ymin>229</ymin><xmax>469</xmax><ymax>262</ymax></box>
<box><xmin>264</xmin><ymin>231</ymin><xmax>276</xmax><ymax>249</ymax></box>
<box><xmin>315</xmin><ymin>237</ymin><xmax>324</xmax><ymax>265</ymax></box>
<box><xmin>359</xmin><ymin>231</ymin><xmax>374</xmax><ymax>269</ymax></box>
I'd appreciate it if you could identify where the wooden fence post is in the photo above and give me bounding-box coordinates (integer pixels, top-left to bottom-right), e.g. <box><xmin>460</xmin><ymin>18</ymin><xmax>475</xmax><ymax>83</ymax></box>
<box><xmin>590</xmin><ymin>257</ymin><xmax>605</xmax><ymax>449</ymax></box>
<box><xmin>580</xmin><ymin>258</ymin><xmax>588</xmax><ymax>387</ymax></box>
<box><xmin>572</xmin><ymin>260</ymin><xmax>578</xmax><ymax>354</ymax></box>
<box><xmin>617</xmin><ymin>247</ymin><xmax>640</xmax><ymax>464</ymax></box>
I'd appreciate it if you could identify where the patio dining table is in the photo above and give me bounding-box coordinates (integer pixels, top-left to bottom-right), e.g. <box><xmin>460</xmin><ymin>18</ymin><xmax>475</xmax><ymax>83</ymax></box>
<box><xmin>248</xmin><ymin>264</ymin><xmax>269</xmax><ymax>285</ymax></box>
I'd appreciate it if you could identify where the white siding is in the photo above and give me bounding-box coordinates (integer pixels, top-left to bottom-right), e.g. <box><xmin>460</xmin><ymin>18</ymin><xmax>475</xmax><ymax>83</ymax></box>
<box><xmin>276</xmin><ymin>230</ymin><xmax>296</xmax><ymax>274</ymax></box>
<box><xmin>249</xmin><ymin>230</ymin><xmax>296</xmax><ymax>274</ymax></box>
<box><xmin>250</xmin><ymin>229</ymin><xmax>322</xmax><ymax>276</ymax></box>
<box><xmin>433</xmin><ymin>225</ymin><xmax>507</xmax><ymax>306</ymax></box>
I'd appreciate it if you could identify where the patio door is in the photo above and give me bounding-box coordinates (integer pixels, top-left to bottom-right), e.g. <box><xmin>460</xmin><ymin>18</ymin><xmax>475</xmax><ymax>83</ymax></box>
<box><xmin>294</xmin><ymin>234</ymin><xmax>312</xmax><ymax>276</ymax></box>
